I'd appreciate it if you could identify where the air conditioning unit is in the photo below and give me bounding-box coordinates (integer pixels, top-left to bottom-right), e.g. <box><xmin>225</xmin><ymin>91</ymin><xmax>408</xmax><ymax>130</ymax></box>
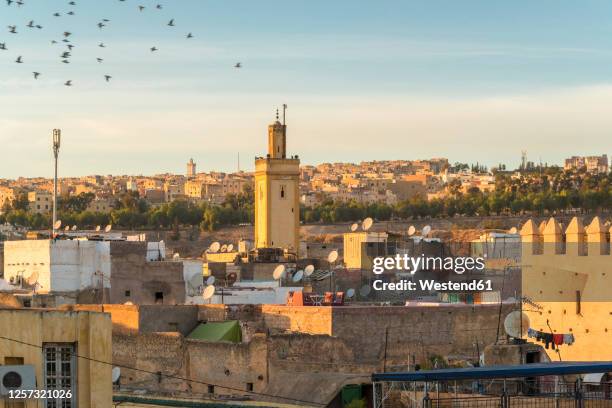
<box><xmin>0</xmin><ymin>365</ymin><xmax>36</xmax><ymax>396</ymax></box>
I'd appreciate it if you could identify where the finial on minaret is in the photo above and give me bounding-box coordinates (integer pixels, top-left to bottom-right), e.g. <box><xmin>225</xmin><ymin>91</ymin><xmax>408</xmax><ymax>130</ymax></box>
<box><xmin>275</xmin><ymin>108</ymin><xmax>280</xmax><ymax>121</ymax></box>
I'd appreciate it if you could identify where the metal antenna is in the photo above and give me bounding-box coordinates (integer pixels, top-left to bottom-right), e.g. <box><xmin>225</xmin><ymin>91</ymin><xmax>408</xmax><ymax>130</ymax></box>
<box><xmin>52</xmin><ymin>129</ymin><xmax>61</xmax><ymax>236</ymax></box>
<box><xmin>282</xmin><ymin>104</ymin><xmax>287</xmax><ymax>126</ymax></box>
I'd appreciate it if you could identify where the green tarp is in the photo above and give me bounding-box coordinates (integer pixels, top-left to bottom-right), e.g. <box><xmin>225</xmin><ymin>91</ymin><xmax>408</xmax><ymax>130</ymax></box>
<box><xmin>187</xmin><ymin>320</ymin><xmax>241</xmax><ymax>343</ymax></box>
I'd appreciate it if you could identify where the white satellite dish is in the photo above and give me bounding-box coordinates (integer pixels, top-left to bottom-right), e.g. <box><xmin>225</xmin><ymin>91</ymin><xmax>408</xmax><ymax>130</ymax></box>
<box><xmin>220</xmin><ymin>244</ymin><xmax>228</xmax><ymax>253</ymax></box>
<box><xmin>227</xmin><ymin>244</ymin><xmax>234</xmax><ymax>252</ymax></box>
<box><xmin>293</xmin><ymin>270</ymin><xmax>304</xmax><ymax>283</ymax></box>
<box><xmin>503</xmin><ymin>311</ymin><xmax>530</xmax><ymax>339</ymax></box>
<box><xmin>206</xmin><ymin>276</ymin><xmax>215</xmax><ymax>286</ymax></box>
<box><xmin>304</xmin><ymin>265</ymin><xmax>315</xmax><ymax>276</ymax></box>
<box><xmin>407</xmin><ymin>225</ymin><xmax>416</xmax><ymax>236</ymax></box>
<box><xmin>203</xmin><ymin>285</ymin><xmax>216</xmax><ymax>300</ymax></box>
<box><xmin>172</xmin><ymin>253</ymin><xmax>180</xmax><ymax>260</ymax></box>
<box><xmin>124</xmin><ymin>301</ymin><xmax>133</xmax><ymax>305</ymax></box>
<box><xmin>95</xmin><ymin>225</ymin><xmax>101</xmax><ymax>232</ymax></box>
<box><xmin>26</xmin><ymin>270</ymin><xmax>39</xmax><ymax>286</ymax></box>
<box><xmin>105</xmin><ymin>224</ymin><xmax>112</xmax><ymax>233</ymax></box>
<box><xmin>327</xmin><ymin>250</ymin><xmax>339</xmax><ymax>263</ymax></box>
<box><xmin>64</xmin><ymin>225</ymin><xmax>70</xmax><ymax>231</ymax></box>
<box><xmin>509</xmin><ymin>227</ymin><xmax>518</xmax><ymax>234</ymax></box>
<box><xmin>189</xmin><ymin>274</ymin><xmax>203</xmax><ymax>288</ymax></box>
<box><xmin>346</xmin><ymin>288</ymin><xmax>355</xmax><ymax>298</ymax></box>
<box><xmin>273</xmin><ymin>265</ymin><xmax>286</xmax><ymax>280</ymax></box>
<box><xmin>422</xmin><ymin>225</ymin><xmax>432</xmax><ymax>236</ymax></box>
<box><xmin>362</xmin><ymin>217</ymin><xmax>373</xmax><ymax>231</ymax></box>
<box><xmin>350</xmin><ymin>223</ymin><xmax>358</xmax><ymax>232</ymax></box>
<box><xmin>359</xmin><ymin>285</ymin><xmax>371</xmax><ymax>297</ymax></box>
<box><xmin>209</xmin><ymin>242</ymin><xmax>221</xmax><ymax>253</ymax></box>
<box><xmin>53</xmin><ymin>220</ymin><xmax>62</xmax><ymax>230</ymax></box>
<box><xmin>71</xmin><ymin>225</ymin><xmax>77</xmax><ymax>231</ymax></box>
<box><xmin>112</xmin><ymin>367</ymin><xmax>121</xmax><ymax>383</ymax></box>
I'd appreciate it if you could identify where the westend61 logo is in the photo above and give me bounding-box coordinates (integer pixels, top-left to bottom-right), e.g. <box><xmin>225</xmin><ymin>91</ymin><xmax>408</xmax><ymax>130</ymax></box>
<box><xmin>371</xmin><ymin>254</ymin><xmax>494</xmax><ymax>292</ymax></box>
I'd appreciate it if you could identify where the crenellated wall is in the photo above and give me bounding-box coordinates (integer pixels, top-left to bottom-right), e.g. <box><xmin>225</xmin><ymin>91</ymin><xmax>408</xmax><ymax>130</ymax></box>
<box><xmin>520</xmin><ymin>216</ymin><xmax>612</xmax><ymax>361</ymax></box>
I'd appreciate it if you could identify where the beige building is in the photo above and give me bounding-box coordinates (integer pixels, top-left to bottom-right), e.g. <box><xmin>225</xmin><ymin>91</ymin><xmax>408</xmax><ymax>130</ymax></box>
<box><xmin>0</xmin><ymin>308</ymin><xmax>112</xmax><ymax>408</ymax></box>
<box><xmin>27</xmin><ymin>191</ymin><xmax>52</xmax><ymax>214</ymax></box>
<box><xmin>343</xmin><ymin>231</ymin><xmax>388</xmax><ymax>269</ymax></box>
<box><xmin>520</xmin><ymin>216</ymin><xmax>612</xmax><ymax>362</ymax></box>
<box><xmin>254</xmin><ymin>114</ymin><xmax>300</xmax><ymax>254</ymax></box>
<box><xmin>186</xmin><ymin>158</ymin><xmax>196</xmax><ymax>178</ymax></box>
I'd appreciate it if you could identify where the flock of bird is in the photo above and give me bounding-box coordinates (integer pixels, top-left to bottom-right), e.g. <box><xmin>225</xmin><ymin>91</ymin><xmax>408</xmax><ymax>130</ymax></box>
<box><xmin>2</xmin><ymin>0</ymin><xmax>243</xmax><ymax>87</ymax></box>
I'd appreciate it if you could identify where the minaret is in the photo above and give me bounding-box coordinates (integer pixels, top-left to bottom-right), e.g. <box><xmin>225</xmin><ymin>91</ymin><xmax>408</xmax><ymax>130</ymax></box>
<box><xmin>187</xmin><ymin>158</ymin><xmax>196</xmax><ymax>177</ymax></box>
<box><xmin>254</xmin><ymin>105</ymin><xmax>300</xmax><ymax>255</ymax></box>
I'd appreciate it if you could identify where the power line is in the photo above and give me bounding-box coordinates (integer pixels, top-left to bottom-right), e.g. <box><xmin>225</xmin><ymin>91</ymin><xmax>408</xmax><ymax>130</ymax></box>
<box><xmin>0</xmin><ymin>334</ymin><xmax>325</xmax><ymax>406</ymax></box>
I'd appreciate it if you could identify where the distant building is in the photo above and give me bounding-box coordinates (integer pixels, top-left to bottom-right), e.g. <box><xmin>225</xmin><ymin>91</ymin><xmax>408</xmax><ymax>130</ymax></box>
<box><xmin>187</xmin><ymin>158</ymin><xmax>197</xmax><ymax>178</ymax></box>
<box><xmin>564</xmin><ymin>154</ymin><xmax>609</xmax><ymax>174</ymax></box>
<box><xmin>254</xmin><ymin>110</ymin><xmax>300</xmax><ymax>255</ymax></box>
<box><xmin>27</xmin><ymin>190</ymin><xmax>52</xmax><ymax>214</ymax></box>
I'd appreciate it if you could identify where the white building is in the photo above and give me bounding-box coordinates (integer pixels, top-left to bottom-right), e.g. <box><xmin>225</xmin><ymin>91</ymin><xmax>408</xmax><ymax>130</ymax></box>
<box><xmin>3</xmin><ymin>239</ymin><xmax>111</xmax><ymax>293</ymax></box>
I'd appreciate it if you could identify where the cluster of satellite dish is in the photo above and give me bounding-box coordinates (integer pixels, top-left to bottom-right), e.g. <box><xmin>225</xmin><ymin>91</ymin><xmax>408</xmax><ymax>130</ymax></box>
<box><xmin>206</xmin><ymin>241</ymin><xmax>234</xmax><ymax>254</ymax></box>
<box><xmin>52</xmin><ymin>219</ymin><xmax>112</xmax><ymax>233</ymax></box>
<box><xmin>349</xmin><ymin>216</ymin><xmax>374</xmax><ymax>232</ymax></box>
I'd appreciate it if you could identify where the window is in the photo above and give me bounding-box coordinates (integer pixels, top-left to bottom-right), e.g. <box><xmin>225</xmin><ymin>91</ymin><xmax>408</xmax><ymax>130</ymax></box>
<box><xmin>207</xmin><ymin>385</ymin><xmax>215</xmax><ymax>394</ymax></box>
<box><xmin>280</xmin><ymin>185</ymin><xmax>285</xmax><ymax>199</ymax></box>
<box><xmin>43</xmin><ymin>343</ymin><xmax>76</xmax><ymax>408</ymax></box>
<box><xmin>246</xmin><ymin>382</ymin><xmax>254</xmax><ymax>392</ymax></box>
<box><xmin>155</xmin><ymin>292</ymin><xmax>164</xmax><ymax>303</ymax></box>
<box><xmin>125</xmin><ymin>290</ymin><xmax>131</xmax><ymax>297</ymax></box>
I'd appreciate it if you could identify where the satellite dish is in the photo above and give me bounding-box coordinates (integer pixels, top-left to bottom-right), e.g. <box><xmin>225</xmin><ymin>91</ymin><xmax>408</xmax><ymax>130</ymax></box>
<box><xmin>64</xmin><ymin>225</ymin><xmax>70</xmax><ymax>231</ymax></box>
<box><xmin>407</xmin><ymin>225</ymin><xmax>416</xmax><ymax>236</ymax></box>
<box><xmin>203</xmin><ymin>285</ymin><xmax>216</xmax><ymax>300</ymax></box>
<box><xmin>273</xmin><ymin>265</ymin><xmax>286</xmax><ymax>280</ymax></box>
<box><xmin>346</xmin><ymin>288</ymin><xmax>355</xmax><ymax>298</ymax></box>
<box><xmin>227</xmin><ymin>244</ymin><xmax>234</xmax><ymax>252</ymax></box>
<box><xmin>350</xmin><ymin>223</ymin><xmax>358</xmax><ymax>232</ymax></box>
<box><xmin>26</xmin><ymin>271</ymin><xmax>39</xmax><ymax>286</ymax></box>
<box><xmin>509</xmin><ymin>227</ymin><xmax>518</xmax><ymax>234</ymax></box>
<box><xmin>95</xmin><ymin>225</ymin><xmax>101</xmax><ymax>232</ymax></box>
<box><xmin>104</xmin><ymin>224</ymin><xmax>112</xmax><ymax>233</ymax></box>
<box><xmin>293</xmin><ymin>270</ymin><xmax>304</xmax><ymax>283</ymax></box>
<box><xmin>71</xmin><ymin>225</ymin><xmax>77</xmax><ymax>231</ymax></box>
<box><xmin>124</xmin><ymin>301</ymin><xmax>134</xmax><ymax>305</ymax></box>
<box><xmin>362</xmin><ymin>217</ymin><xmax>373</xmax><ymax>231</ymax></box>
<box><xmin>227</xmin><ymin>272</ymin><xmax>238</xmax><ymax>286</ymax></box>
<box><xmin>327</xmin><ymin>250</ymin><xmax>339</xmax><ymax>263</ymax></box>
<box><xmin>220</xmin><ymin>244</ymin><xmax>228</xmax><ymax>253</ymax></box>
<box><xmin>189</xmin><ymin>274</ymin><xmax>203</xmax><ymax>289</ymax></box>
<box><xmin>173</xmin><ymin>253</ymin><xmax>180</xmax><ymax>260</ymax></box>
<box><xmin>112</xmin><ymin>367</ymin><xmax>121</xmax><ymax>383</ymax></box>
<box><xmin>359</xmin><ymin>285</ymin><xmax>371</xmax><ymax>297</ymax></box>
<box><xmin>53</xmin><ymin>220</ymin><xmax>62</xmax><ymax>230</ymax></box>
<box><xmin>304</xmin><ymin>265</ymin><xmax>315</xmax><ymax>276</ymax></box>
<box><xmin>503</xmin><ymin>311</ymin><xmax>530</xmax><ymax>339</ymax></box>
<box><xmin>209</xmin><ymin>242</ymin><xmax>221</xmax><ymax>253</ymax></box>
<box><xmin>422</xmin><ymin>225</ymin><xmax>432</xmax><ymax>236</ymax></box>
<box><xmin>206</xmin><ymin>276</ymin><xmax>215</xmax><ymax>286</ymax></box>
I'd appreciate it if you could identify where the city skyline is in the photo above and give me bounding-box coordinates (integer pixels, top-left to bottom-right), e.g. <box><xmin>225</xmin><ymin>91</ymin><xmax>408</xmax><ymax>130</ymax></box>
<box><xmin>2</xmin><ymin>1</ymin><xmax>612</xmax><ymax>178</ymax></box>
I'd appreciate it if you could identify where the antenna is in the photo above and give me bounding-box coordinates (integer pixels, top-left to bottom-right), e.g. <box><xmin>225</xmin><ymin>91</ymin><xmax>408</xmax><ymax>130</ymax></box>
<box><xmin>362</xmin><ymin>217</ymin><xmax>373</xmax><ymax>231</ymax></box>
<box><xmin>52</xmin><ymin>129</ymin><xmax>61</xmax><ymax>236</ymax></box>
<box><xmin>282</xmin><ymin>103</ymin><xmax>287</xmax><ymax>126</ymax></box>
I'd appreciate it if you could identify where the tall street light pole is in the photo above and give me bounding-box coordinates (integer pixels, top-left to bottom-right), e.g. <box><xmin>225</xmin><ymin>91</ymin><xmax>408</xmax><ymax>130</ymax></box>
<box><xmin>52</xmin><ymin>129</ymin><xmax>61</xmax><ymax>236</ymax></box>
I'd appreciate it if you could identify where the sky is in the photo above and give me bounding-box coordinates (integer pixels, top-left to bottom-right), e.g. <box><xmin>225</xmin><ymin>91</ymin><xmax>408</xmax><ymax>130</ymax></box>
<box><xmin>1</xmin><ymin>0</ymin><xmax>612</xmax><ymax>178</ymax></box>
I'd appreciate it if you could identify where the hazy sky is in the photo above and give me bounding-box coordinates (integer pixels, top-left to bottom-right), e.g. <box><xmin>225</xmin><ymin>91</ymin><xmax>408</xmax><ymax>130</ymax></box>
<box><xmin>1</xmin><ymin>0</ymin><xmax>612</xmax><ymax>178</ymax></box>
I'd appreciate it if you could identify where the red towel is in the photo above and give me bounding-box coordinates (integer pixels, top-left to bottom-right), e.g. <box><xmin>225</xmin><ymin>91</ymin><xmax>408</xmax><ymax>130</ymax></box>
<box><xmin>553</xmin><ymin>334</ymin><xmax>564</xmax><ymax>345</ymax></box>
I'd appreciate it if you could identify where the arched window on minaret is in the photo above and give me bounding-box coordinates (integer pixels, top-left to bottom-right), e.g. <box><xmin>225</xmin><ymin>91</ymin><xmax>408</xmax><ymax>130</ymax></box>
<box><xmin>280</xmin><ymin>186</ymin><xmax>285</xmax><ymax>199</ymax></box>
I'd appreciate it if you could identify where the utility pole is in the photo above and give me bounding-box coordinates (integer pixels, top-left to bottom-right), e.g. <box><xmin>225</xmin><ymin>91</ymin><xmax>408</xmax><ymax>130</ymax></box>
<box><xmin>52</xmin><ymin>129</ymin><xmax>61</xmax><ymax>236</ymax></box>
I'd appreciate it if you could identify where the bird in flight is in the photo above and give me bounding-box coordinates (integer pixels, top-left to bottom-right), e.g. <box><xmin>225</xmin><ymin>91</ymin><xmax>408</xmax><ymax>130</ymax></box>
<box><xmin>99</xmin><ymin>42</ymin><xmax>106</xmax><ymax>48</ymax></box>
<box><xmin>104</xmin><ymin>75</ymin><xmax>112</xmax><ymax>82</ymax></box>
<box><xmin>96</xmin><ymin>57</ymin><xmax>104</xmax><ymax>63</ymax></box>
<box><xmin>150</xmin><ymin>46</ymin><xmax>158</xmax><ymax>52</ymax></box>
<box><xmin>8</xmin><ymin>25</ymin><xmax>17</xmax><ymax>34</ymax></box>
<box><xmin>33</xmin><ymin>72</ymin><xmax>40</xmax><ymax>79</ymax></box>
<box><xmin>26</xmin><ymin>20</ymin><xmax>34</xmax><ymax>28</ymax></box>
<box><xmin>15</xmin><ymin>56</ymin><xmax>22</xmax><ymax>63</ymax></box>
<box><xmin>65</xmin><ymin>80</ymin><xmax>72</xmax><ymax>86</ymax></box>
<box><xmin>156</xmin><ymin>4</ymin><xmax>162</xmax><ymax>9</ymax></box>
<box><xmin>234</xmin><ymin>62</ymin><xmax>242</xmax><ymax>68</ymax></box>
<box><xmin>167</xmin><ymin>19</ymin><xmax>175</xmax><ymax>27</ymax></box>
<box><xmin>0</xmin><ymin>43</ymin><xmax>6</xmax><ymax>50</ymax></box>
<box><xmin>186</xmin><ymin>33</ymin><xmax>193</xmax><ymax>39</ymax></box>
<box><xmin>53</xmin><ymin>12</ymin><xmax>61</xmax><ymax>17</ymax></box>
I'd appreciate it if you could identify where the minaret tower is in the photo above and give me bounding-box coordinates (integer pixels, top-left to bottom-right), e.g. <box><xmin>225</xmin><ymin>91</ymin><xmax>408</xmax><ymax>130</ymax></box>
<box><xmin>254</xmin><ymin>105</ymin><xmax>300</xmax><ymax>255</ymax></box>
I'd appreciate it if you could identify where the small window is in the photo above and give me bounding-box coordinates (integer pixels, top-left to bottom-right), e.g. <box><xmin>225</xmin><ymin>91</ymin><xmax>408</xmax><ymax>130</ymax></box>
<box><xmin>155</xmin><ymin>292</ymin><xmax>164</xmax><ymax>303</ymax></box>
<box><xmin>208</xmin><ymin>385</ymin><xmax>215</xmax><ymax>394</ymax></box>
<box><xmin>280</xmin><ymin>186</ymin><xmax>285</xmax><ymax>199</ymax></box>
<box><xmin>246</xmin><ymin>382</ymin><xmax>254</xmax><ymax>392</ymax></box>
<box><xmin>125</xmin><ymin>290</ymin><xmax>131</xmax><ymax>297</ymax></box>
